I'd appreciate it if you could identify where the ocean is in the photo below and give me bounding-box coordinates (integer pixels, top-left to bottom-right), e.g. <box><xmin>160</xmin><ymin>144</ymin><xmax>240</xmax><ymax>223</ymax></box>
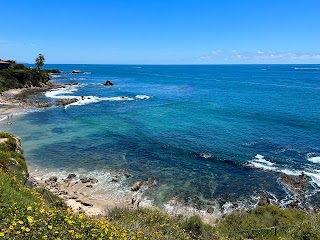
<box><xmin>1</xmin><ymin>64</ymin><xmax>320</xmax><ymax>212</ymax></box>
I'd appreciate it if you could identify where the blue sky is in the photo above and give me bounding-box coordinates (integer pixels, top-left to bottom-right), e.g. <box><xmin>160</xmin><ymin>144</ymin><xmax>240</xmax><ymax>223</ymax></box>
<box><xmin>1</xmin><ymin>0</ymin><xmax>320</xmax><ymax>64</ymax></box>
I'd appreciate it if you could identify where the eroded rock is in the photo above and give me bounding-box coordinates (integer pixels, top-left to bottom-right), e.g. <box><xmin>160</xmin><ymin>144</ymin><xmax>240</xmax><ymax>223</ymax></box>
<box><xmin>207</xmin><ymin>206</ymin><xmax>214</xmax><ymax>214</ymax></box>
<box><xmin>280</xmin><ymin>172</ymin><xmax>308</xmax><ymax>194</ymax></box>
<box><xmin>131</xmin><ymin>181</ymin><xmax>143</xmax><ymax>191</ymax></box>
<box><xmin>90</xmin><ymin>178</ymin><xmax>98</xmax><ymax>184</ymax></box>
<box><xmin>258</xmin><ymin>194</ymin><xmax>270</xmax><ymax>206</ymax></box>
<box><xmin>104</xmin><ymin>80</ymin><xmax>114</xmax><ymax>86</ymax></box>
<box><xmin>67</xmin><ymin>173</ymin><xmax>76</xmax><ymax>179</ymax></box>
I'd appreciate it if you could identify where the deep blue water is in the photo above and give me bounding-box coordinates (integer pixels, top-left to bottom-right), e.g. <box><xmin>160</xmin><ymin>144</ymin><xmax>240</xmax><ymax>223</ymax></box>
<box><xmin>2</xmin><ymin>64</ymin><xmax>320</xmax><ymax>209</ymax></box>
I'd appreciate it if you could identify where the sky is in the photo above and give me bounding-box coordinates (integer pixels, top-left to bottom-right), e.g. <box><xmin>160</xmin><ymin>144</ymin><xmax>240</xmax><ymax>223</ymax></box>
<box><xmin>1</xmin><ymin>0</ymin><xmax>320</xmax><ymax>64</ymax></box>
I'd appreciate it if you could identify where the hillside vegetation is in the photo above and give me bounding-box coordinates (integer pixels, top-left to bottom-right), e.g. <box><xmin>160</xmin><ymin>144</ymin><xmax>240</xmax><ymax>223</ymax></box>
<box><xmin>0</xmin><ymin>64</ymin><xmax>50</xmax><ymax>93</ymax></box>
<box><xmin>0</xmin><ymin>132</ymin><xmax>319</xmax><ymax>239</ymax></box>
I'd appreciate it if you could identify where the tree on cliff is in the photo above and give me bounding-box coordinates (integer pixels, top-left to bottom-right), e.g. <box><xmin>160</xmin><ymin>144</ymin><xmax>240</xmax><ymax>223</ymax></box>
<box><xmin>35</xmin><ymin>54</ymin><xmax>45</xmax><ymax>70</ymax></box>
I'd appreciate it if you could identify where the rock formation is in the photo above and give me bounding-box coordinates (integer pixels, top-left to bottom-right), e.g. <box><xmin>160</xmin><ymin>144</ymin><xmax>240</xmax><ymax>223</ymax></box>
<box><xmin>280</xmin><ymin>172</ymin><xmax>308</xmax><ymax>195</ymax></box>
<box><xmin>56</xmin><ymin>98</ymin><xmax>79</xmax><ymax>106</ymax></box>
<box><xmin>104</xmin><ymin>80</ymin><xmax>114</xmax><ymax>86</ymax></box>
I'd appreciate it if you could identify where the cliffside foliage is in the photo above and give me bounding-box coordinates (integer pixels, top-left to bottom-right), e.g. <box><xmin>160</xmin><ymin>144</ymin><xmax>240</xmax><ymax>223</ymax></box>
<box><xmin>0</xmin><ymin>64</ymin><xmax>50</xmax><ymax>93</ymax></box>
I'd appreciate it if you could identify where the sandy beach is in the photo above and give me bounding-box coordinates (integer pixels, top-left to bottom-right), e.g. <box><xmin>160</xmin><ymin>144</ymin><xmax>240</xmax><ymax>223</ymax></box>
<box><xmin>0</xmin><ymin>89</ymin><xmax>27</xmax><ymax>122</ymax></box>
<box><xmin>29</xmin><ymin>168</ymin><xmax>218</xmax><ymax>225</ymax></box>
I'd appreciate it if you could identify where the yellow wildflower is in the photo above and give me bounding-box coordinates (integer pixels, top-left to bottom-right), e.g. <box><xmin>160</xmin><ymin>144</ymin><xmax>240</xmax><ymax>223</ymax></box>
<box><xmin>48</xmin><ymin>225</ymin><xmax>53</xmax><ymax>229</ymax></box>
<box><xmin>25</xmin><ymin>227</ymin><xmax>30</xmax><ymax>232</ymax></box>
<box><xmin>40</xmin><ymin>209</ymin><xmax>45</xmax><ymax>213</ymax></box>
<box><xmin>27</xmin><ymin>206</ymin><xmax>32</xmax><ymax>211</ymax></box>
<box><xmin>18</xmin><ymin>220</ymin><xmax>23</xmax><ymax>224</ymax></box>
<box><xmin>27</xmin><ymin>216</ymin><xmax>34</xmax><ymax>223</ymax></box>
<box><xmin>0</xmin><ymin>232</ymin><xmax>4</xmax><ymax>237</ymax></box>
<box><xmin>9</xmin><ymin>225</ymin><xmax>14</xmax><ymax>230</ymax></box>
<box><xmin>68</xmin><ymin>230</ymin><xmax>74</xmax><ymax>234</ymax></box>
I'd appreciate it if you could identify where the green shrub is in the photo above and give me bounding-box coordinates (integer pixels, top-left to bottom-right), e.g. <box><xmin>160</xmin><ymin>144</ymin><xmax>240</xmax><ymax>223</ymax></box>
<box><xmin>181</xmin><ymin>215</ymin><xmax>204</xmax><ymax>237</ymax></box>
<box><xmin>288</xmin><ymin>220</ymin><xmax>320</xmax><ymax>240</ymax></box>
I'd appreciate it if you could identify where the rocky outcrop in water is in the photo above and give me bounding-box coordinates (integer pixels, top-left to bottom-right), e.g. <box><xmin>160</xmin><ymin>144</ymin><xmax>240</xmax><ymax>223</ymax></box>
<box><xmin>104</xmin><ymin>80</ymin><xmax>114</xmax><ymax>86</ymax></box>
<box><xmin>258</xmin><ymin>194</ymin><xmax>271</xmax><ymax>206</ymax></box>
<box><xmin>56</xmin><ymin>98</ymin><xmax>79</xmax><ymax>106</ymax></box>
<box><xmin>280</xmin><ymin>172</ymin><xmax>307</xmax><ymax>195</ymax></box>
<box><xmin>131</xmin><ymin>181</ymin><xmax>143</xmax><ymax>191</ymax></box>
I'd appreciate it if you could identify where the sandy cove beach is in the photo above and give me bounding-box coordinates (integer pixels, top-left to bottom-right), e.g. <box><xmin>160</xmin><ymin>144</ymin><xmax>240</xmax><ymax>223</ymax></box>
<box><xmin>0</xmin><ymin>84</ymin><xmax>57</xmax><ymax>122</ymax></box>
<box><xmin>0</xmin><ymin>82</ymin><xmax>79</xmax><ymax>123</ymax></box>
<box><xmin>0</xmin><ymin>88</ymin><xmax>28</xmax><ymax>122</ymax></box>
<box><xmin>29</xmin><ymin>169</ymin><xmax>218</xmax><ymax>225</ymax></box>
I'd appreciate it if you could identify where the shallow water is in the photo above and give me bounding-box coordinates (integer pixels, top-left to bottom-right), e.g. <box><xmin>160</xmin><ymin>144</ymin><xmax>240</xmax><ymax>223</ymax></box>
<box><xmin>2</xmin><ymin>64</ymin><xmax>320</xmax><ymax>209</ymax></box>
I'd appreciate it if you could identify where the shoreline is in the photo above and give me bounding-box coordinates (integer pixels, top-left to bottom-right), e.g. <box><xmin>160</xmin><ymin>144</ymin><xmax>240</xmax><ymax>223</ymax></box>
<box><xmin>0</xmin><ymin>83</ymin><xmax>56</xmax><ymax>122</ymax></box>
<box><xmin>0</xmin><ymin>82</ymin><xmax>81</xmax><ymax>123</ymax></box>
<box><xmin>28</xmin><ymin>164</ymin><xmax>219</xmax><ymax>225</ymax></box>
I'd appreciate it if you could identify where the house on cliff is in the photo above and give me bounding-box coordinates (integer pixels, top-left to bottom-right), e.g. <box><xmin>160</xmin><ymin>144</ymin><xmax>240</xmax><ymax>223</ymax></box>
<box><xmin>0</xmin><ymin>60</ymin><xmax>15</xmax><ymax>70</ymax></box>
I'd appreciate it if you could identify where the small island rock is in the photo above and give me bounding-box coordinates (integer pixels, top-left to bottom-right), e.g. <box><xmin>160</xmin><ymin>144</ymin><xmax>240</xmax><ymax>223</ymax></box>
<box><xmin>104</xmin><ymin>80</ymin><xmax>114</xmax><ymax>86</ymax></box>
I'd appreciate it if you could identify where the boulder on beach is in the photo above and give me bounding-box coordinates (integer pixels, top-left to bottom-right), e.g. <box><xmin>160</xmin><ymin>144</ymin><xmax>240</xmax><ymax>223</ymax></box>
<box><xmin>80</xmin><ymin>178</ymin><xmax>91</xmax><ymax>184</ymax></box>
<box><xmin>90</xmin><ymin>178</ymin><xmax>98</xmax><ymax>184</ymax></box>
<box><xmin>111</xmin><ymin>176</ymin><xmax>120</xmax><ymax>182</ymax></box>
<box><xmin>207</xmin><ymin>206</ymin><xmax>214</xmax><ymax>214</ymax></box>
<box><xmin>131</xmin><ymin>181</ymin><xmax>143</xmax><ymax>191</ymax></box>
<box><xmin>67</xmin><ymin>173</ymin><xmax>77</xmax><ymax>179</ymax></box>
<box><xmin>47</xmin><ymin>176</ymin><xmax>58</xmax><ymax>183</ymax></box>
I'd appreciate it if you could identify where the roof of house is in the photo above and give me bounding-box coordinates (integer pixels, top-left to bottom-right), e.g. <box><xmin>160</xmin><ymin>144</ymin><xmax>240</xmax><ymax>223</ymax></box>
<box><xmin>0</xmin><ymin>61</ymin><xmax>11</xmax><ymax>64</ymax></box>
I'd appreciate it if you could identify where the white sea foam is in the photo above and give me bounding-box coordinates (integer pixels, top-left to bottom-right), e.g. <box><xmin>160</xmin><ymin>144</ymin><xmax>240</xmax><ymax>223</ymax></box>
<box><xmin>64</xmin><ymin>96</ymin><xmax>101</xmax><ymax>109</ymax></box>
<box><xmin>101</xmin><ymin>96</ymin><xmax>135</xmax><ymax>101</ymax></box>
<box><xmin>49</xmin><ymin>74</ymin><xmax>62</xmax><ymax>78</ymax></box>
<box><xmin>248</xmin><ymin>154</ymin><xmax>320</xmax><ymax>190</ymax></box>
<box><xmin>45</xmin><ymin>86</ymin><xmax>79</xmax><ymax>99</ymax></box>
<box><xmin>135</xmin><ymin>95</ymin><xmax>151</xmax><ymax>100</ymax></box>
<box><xmin>64</xmin><ymin>96</ymin><xmax>135</xmax><ymax>108</ymax></box>
<box><xmin>305</xmin><ymin>172</ymin><xmax>320</xmax><ymax>188</ymax></box>
<box><xmin>254</xmin><ymin>154</ymin><xmax>275</xmax><ymax>166</ymax></box>
<box><xmin>200</xmin><ymin>153</ymin><xmax>212</xmax><ymax>159</ymax></box>
<box><xmin>248</xmin><ymin>154</ymin><xmax>277</xmax><ymax>171</ymax></box>
<box><xmin>45</xmin><ymin>85</ymin><xmax>143</xmax><ymax>108</ymax></box>
<box><xmin>308</xmin><ymin>156</ymin><xmax>320</xmax><ymax>164</ymax></box>
<box><xmin>294</xmin><ymin>67</ymin><xmax>320</xmax><ymax>70</ymax></box>
<box><xmin>248</xmin><ymin>154</ymin><xmax>305</xmax><ymax>175</ymax></box>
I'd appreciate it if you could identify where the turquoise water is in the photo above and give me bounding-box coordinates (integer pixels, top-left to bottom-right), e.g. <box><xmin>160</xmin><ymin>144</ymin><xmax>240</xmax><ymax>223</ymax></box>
<box><xmin>2</xmin><ymin>64</ymin><xmax>320</xmax><ymax>209</ymax></box>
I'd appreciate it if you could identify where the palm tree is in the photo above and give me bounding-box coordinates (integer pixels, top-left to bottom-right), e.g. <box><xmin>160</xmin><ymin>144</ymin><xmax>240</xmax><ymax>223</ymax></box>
<box><xmin>35</xmin><ymin>54</ymin><xmax>45</xmax><ymax>70</ymax></box>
